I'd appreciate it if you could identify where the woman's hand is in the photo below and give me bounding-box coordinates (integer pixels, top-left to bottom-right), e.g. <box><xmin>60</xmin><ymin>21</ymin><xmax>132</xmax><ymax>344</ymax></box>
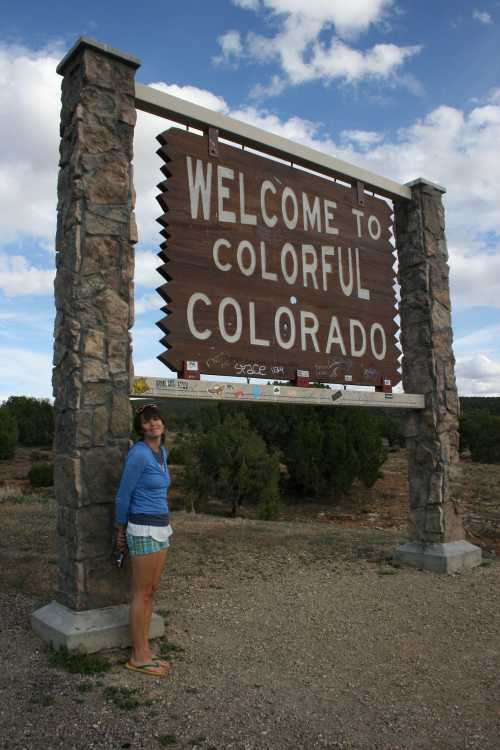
<box><xmin>115</xmin><ymin>524</ymin><xmax>128</xmax><ymax>553</ymax></box>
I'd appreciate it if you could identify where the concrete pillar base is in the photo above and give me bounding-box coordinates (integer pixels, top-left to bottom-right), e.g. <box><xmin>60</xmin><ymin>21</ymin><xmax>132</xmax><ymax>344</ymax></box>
<box><xmin>394</xmin><ymin>540</ymin><xmax>482</xmax><ymax>573</ymax></box>
<box><xmin>31</xmin><ymin>601</ymin><xmax>165</xmax><ymax>654</ymax></box>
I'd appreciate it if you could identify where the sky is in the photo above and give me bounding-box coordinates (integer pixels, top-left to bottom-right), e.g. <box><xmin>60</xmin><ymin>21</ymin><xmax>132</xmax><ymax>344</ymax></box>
<box><xmin>1</xmin><ymin>0</ymin><xmax>500</xmax><ymax>399</ymax></box>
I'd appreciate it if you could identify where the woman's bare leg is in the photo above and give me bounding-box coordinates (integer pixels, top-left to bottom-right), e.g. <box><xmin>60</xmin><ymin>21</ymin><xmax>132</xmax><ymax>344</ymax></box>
<box><xmin>145</xmin><ymin>548</ymin><xmax>168</xmax><ymax>642</ymax></box>
<box><xmin>129</xmin><ymin>550</ymin><xmax>166</xmax><ymax>665</ymax></box>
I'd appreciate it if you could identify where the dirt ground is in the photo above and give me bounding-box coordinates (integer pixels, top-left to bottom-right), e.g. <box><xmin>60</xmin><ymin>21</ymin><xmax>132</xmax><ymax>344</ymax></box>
<box><xmin>0</xmin><ymin>450</ymin><xmax>499</xmax><ymax>749</ymax></box>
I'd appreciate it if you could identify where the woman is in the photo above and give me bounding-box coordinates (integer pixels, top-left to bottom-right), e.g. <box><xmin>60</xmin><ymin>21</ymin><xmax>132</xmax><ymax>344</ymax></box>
<box><xmin>115</xmin><ymin>403</ymin><xmax>172</xmax><ymax>677</ymax></box>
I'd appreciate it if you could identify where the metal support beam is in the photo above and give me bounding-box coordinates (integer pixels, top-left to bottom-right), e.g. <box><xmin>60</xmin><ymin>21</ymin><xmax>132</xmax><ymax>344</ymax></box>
<box><xmin>135</xmin><ymin>82</ymin><xmax>412</xmax><ymax>202</ymax></box>
<box><xmin>131</xmin><ymin>377</ymin><xmax>425</xmax><ymax>409</ymax></box>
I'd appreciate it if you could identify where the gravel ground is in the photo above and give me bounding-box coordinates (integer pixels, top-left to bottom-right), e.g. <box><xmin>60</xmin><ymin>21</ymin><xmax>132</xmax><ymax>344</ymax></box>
<box><xmin>0</xmin><ymin>512</ymin><xmax>499</xmax><ymax>750</ymax></box>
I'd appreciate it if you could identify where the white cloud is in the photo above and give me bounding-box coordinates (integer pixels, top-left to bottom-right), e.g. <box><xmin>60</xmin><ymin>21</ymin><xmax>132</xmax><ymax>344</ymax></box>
<box><xmin>148</xmin><ymin>81</ymin><xmax>229</xmax><ymax>114</ymax></box>
<box><xmin>323</xmin><ymin>103</ymin><xmax>500</xmax><ymax>253</ymax></box>
<box><xmin>135</xmin><ymin>293</ymin><xmax>160</xmax><ymax>315</ymax></box>
<box><xmin>0</xmin><ymin>347</ymin><xmax>53</xmax><ymax>399</ymax></box>
<box><xmin>213</xmin><ymin>30</ymin><xmax>244</xmax><ymax>65</ymax></box>
<box><xmin>134</xmin><ymin>250</ymin><xmax>160</xmax><ymax>286</ymax></box>
<box><xmin>249</xmin><ymin>74</ymin><xmax>287</xmax><ymax>99</ymax></box>
<box><xmin>0</xmin><ymin>43</ymin><xmax>61</xmax><ymax>247</ymax></box>
<box><xmin>449</xmin><ymin>244</ymin><xmax>500</xmax><ymax>309</ymax></box>
<box><xmin>226</xmin><ymin>105</ymin><xmax>327</xmax><ymax>145</ymax></box>
<box><xmin>244</xmin><ymin>0</ymin><xmax>394</xmax><ymax>37</ymax></box>
<box><xmin>456</xmin><ymin>354</ymin><xmax>500</xmax><ymax>396</ymax></box>
<box><xmin>245</xmin><ymin>22</ymin><xmax>419</xmax><ymax>88</ymax></box>
<box><xmin>0</xmin><ymin>253</ymin><xmax>54</xmax><ymax>297</ymax></box>
<box><xmin>305</xmin><ymin>40</ymin><xmax>421</xmax><ymax>84</ymax></box>
<box><xmin>454</xmin><ymin>323</ymin><xmax>500</xmax><ymax>358</ymax></box>
<box><xmin>341</xmin><ymin>129</ymin><xmax>384</xmax><ymax>148</ymax></box>
<box><xmin>473</xmin><ymin>10</ymin><xmax>493</xmax><ymax>24</ymax></box>
<box><xmin>224</xmin><ymin>0</ymin><xmax>419</xmax><ymax>92</ymax></box>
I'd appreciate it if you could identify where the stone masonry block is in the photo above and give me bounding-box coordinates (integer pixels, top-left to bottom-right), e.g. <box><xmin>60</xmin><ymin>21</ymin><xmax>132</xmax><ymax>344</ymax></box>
<box><xmin>108</xmin><ymin>337</ymin><xmax>128</xmax><ymax>375</ymax></box>
<box><xmin>84</xmin><ymin>154</ymin><xmax>130</xmax><ymax>204</ymax></box>
<box><xmin>82</xmin><ymin>329</ymin><xmax>105</xmax><ymax>360</ymax></box>
<box><xmin>110</xmin><ymin>392</ymin><xmax>131</xmax><ymax>437</ymax></box>
<box><xmin>96</xmin><ymin>289</ymin><xmax>130</xmax><ymax>335</ymax></box>
<box><xmin>56</xmin><ymin>560</ymin><xmax>86</xmax><ymax>610</ymax></box>
<box><xmin>82</xmin><ymin>357</ymin><xmax>108</xmax><ymax>383</ymax></box>
<box><xmin>81</xmin><ymin>237</ymin><xmax>118</xmax><ymax>276</ymax></box>
<box><xmin>80</xmin><ymin>446</ymin><xmax>126</xmax><ymax>505</ymax></box>
<box><xmin>82</xmin><ymin>48</ymin><xmax>136</xmax><ymax>96</ymax></box>
<box><xmin>54</xmin><ymin>409</ymin><xmax>77</xmax><ymax>452</ymax></box>
<box><xmin>431</xmin><ymin>301</ymin><xmax>452</xmax><ymax>330</ymax></box>
<box><xmin>85</xmin><ymin>207</ymin><xmax>129</xmax><ymax>236</ymax></box>
<box><xmin>78</xmin><ymin>113</ymin><xmax>123</xmax><ymax>154</ymax></box>
<box><xmin>93</xmin><ymin>405</ymin><xmax>109</xmax><ymax>446</ymax></box>
<box><xmin>57</xmin><ymin>504</ymin><xmax>114</xmax><ymax>561</ymax></box>
<box><xmin>82</xmin><ymin>382</ymin><xmax>109</xmax><ymax>406</ymax></box>
<box><xmin>54</xmin><ymin>454</ymin><xmax>82</xmax><ymax>508</ymax></box>
<box><xmin>119</xmin><ymin>94</ymin><xmax>137</xmax><ymax>126</ymax></box>
<box><xmin>84</xmin><ymin>555</ymin><xmax>129</xmax><ymax>609</ymax></box>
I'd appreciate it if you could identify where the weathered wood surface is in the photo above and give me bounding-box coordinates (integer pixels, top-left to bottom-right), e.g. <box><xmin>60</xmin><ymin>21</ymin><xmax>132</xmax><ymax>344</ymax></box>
<box><xmin>157</xmin><ymin>128</ymin><xmax>400</xmax><ymax>387</ymax></box>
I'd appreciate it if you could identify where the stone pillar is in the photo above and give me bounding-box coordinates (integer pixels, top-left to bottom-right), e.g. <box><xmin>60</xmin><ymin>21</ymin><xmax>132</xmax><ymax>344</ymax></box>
<box><xmin>31</xmin><ymin>38</ymin><xmax>163</xmax><ymax>651</ymax></box>
<box><xmin>393</xmin><ymin>179</ymin><xmax>481</xmax><ymax>573</ymax></box>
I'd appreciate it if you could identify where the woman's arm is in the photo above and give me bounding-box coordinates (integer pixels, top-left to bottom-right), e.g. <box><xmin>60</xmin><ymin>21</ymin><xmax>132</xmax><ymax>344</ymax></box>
<box><xmin>115</xmin><ymin>445</ymin><xmax>148</xmax><ymax>526</ymax></box>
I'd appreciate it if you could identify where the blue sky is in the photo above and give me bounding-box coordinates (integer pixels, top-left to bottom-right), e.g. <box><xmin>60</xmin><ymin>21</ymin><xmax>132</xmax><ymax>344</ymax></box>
<box><xmin>1</xmin><ymin>0</ymin><xmax>500</xmax><ymax>398</ymax></box>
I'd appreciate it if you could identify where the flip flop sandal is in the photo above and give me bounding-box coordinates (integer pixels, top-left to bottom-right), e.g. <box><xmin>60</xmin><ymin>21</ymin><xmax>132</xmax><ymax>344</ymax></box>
<box><xmin>125</xmin><ymin>661</ymin><xmax>168</xmax><ymax>677</ymax></box>
<box><xmin>151</xmin><ymin>656</ymin><xmax>171</xmax><ymax>668</ymax></box>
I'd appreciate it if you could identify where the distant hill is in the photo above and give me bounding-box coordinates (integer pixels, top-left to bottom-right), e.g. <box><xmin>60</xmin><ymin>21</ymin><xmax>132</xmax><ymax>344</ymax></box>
<box><xmin>460</xmin><ymin>397</ymin><xmax>500</xmax><ymax>416</ymax></box>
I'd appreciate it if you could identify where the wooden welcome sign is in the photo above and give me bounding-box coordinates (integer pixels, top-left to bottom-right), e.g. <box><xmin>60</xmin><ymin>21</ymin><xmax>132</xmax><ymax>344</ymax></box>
<box><xmin>156</xmin><ymin>128</ymin><xmax>399</xmax><ymax>386</ymax></box>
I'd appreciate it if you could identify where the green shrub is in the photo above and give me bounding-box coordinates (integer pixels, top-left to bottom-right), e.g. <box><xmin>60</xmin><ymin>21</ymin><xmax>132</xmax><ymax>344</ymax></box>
<box><xmin>168</xmin><ymin>439</ymin><xmax>190</xmax><ymax>465</ymax></box>
<box><xmin>184</xmin><ymin>413</ymin><xmax>281</xmax><ymax>516</ymax></box>
<box><xmin>347</xmin><ymin>410</ymin><xmax>388</xmax><ymax>488</ymax></box>
<box><xmin>286</xmin><ymin>419</ymin><xmax>328</xmax><ymax>496</ymax></box>
<box><xmin>0</xmin><ymin>407</ymin><xmax>18</xmax><ymax>460</ymax></box>
<box><xmin>163</xmin><ymin>400</ymin><xmax>388</xmax><ymax>509</ymax></box>
<box><xmin>283</xmin><ymin>409</ymin><xmax>386</xmax><ymax>499</ymax></box>
<box><xmin>323</xmin><ymin>416</ymin><xmax>361</xmax><ymax>495</ymax></box>
<box><xmin>460</xmin><ymin>410</ymin><xmax>500</xmax><ymax>463</ymax></box>
<box><xmin>371</xmin><ymin>411</ymin><xmax>403</xmax><ymax>447</ymax></box>
<box><xmin>256</xmin><ymin>486</ymin><xmax>283</xmax><ymax>520</ymax></box>
<box><xmin>3</xmin><ymin>396</ymin><xmax>54</xmax><ymax>447</ymax></box>
<box><xmin>28</xmin><ymin>462</ymin><xmax>54</xmax><ymax>487</ymax></box>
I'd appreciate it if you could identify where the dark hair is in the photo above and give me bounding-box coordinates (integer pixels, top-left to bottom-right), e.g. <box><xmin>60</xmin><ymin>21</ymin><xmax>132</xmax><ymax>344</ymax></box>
<box><xmin>133</xmin><ymin>404</ymin><xmax>166</xmax><ymax>443</ymax></box>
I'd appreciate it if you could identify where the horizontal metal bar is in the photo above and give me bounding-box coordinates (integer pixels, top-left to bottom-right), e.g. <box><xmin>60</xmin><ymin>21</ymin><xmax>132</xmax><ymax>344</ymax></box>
<box><xmin>135</xmin><ymin>82</ymin><xmax>412</xmax><ymax>202</ymax></box>
<box><xmin>132</xmin><ymin>376</ymin><xmax>425</xmax><ymax>409</ymax></box>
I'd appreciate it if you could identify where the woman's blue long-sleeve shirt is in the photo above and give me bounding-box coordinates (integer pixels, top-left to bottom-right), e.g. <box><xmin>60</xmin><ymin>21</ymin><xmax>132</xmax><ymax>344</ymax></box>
<box><xmin>115</xmin><ymin>441</ymin><xmax>170</xmax><ymax>525</ymax></box>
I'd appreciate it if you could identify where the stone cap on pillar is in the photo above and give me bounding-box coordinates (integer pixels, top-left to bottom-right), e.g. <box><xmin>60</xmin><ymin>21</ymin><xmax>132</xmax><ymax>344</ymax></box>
<box><xmin>405</xmin><ymin>177</ymin><xmax>447</xmax><ymax>194</ymax></box>
<box><xmin>57</xmin><ymin>36</ymin><xmax>141</xmax><ymax>76</ymax></box>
